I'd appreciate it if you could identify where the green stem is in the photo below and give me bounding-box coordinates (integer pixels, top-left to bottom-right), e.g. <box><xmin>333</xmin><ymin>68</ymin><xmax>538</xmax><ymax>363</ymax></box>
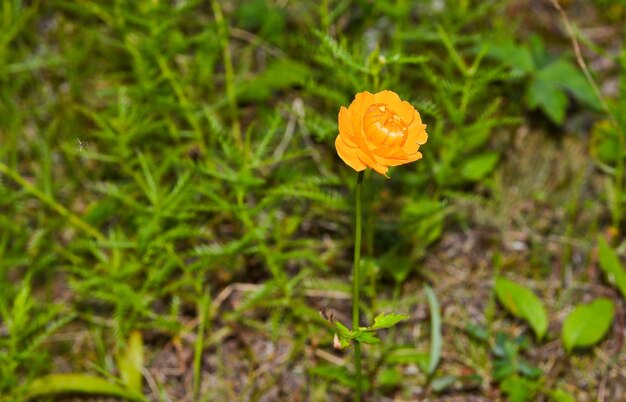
<box><xmin>352</xmin><ymin>170</ymin><xmax>364</xmax><ymax>401</ymax></box>
<box><xmin>211</xmin><ymin>0</ymin><xmax>243</xmax><ymax>151</ymax></box>
<box><xmin>193</xmin><ymin>292</ymin><xmax>209</xmax><ymax>398</ymax></box>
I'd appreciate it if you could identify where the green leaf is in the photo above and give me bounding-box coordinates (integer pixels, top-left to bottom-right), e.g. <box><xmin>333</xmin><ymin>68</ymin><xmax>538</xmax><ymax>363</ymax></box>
<box><xmin>526</xmin><ymin>79</ymin><xmax>567</xmax><ymax>124</ymax></box>
<box><xmin>536</xmin><ymin>60</ymin><xmax>601</xmax><ymax>110</ymax></box>
<box><xmin>335</xmin><ymin>333</ymin><xmax>352</xmax><ymax>349</ymax></box>
<box><xmin>598</xmin><ymin>237</ymin><xmax>626</xmax><ymax>300</ymax></box>
<box><xmin>494</xmin><ymin>277</ymin><xmax>548</xmax><ymax>340</ymax></box>
<box><xmin>501</xmin><ymin>376</ymin><xmax>538</xmax><ymax>402</ymax></box>
<box><xmin>116</xmin><ymin>330</ymin><xmax>144</xmax><ymax>392</ymax></box>
<box><xmin>562</xmin><ymin>298</ymin><xmax>614</xmax><ymax>352</ymax></box>
<box><xmin>368</xmin><ymin>312</ymin><xmax>409</xmax><ymax>330</ymax></box>
<box><xmin>431</xmin><ymin>375</ymin><xmax>458</xmax><ymax>393</ymax></box>
<box><xmin>550</xmin><ymin>388</ymin><xmax>576</xmax><ymax>402</ymax></box>
<box><xmin>460</xmin><ymin>152</ymin><xmax>500</xmax><ymax>181</ymax></box>
<box><xmin>334</xmin><ymin>321</ymin><xmax>352</xmax><ymax>339</ymax></box>
<box><xmin>424</xmin><ymin>285</ymin><xmax>442</xmax><ymax>375</ymax></box>
<box><xmin>353</xmin><ymin>330</ymin><xmax>381</xmax><ymax>345</ymax></box>
<box><xmin>25</xmin><ymin>374</ymin><xmax>145</xmax><ymax>401</ymax></box>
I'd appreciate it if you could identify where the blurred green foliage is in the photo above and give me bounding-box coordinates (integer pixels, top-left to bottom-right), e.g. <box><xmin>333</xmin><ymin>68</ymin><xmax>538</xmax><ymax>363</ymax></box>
<box><xmin>0</xmin><ymin>0</ymin><xmax>624</xmax><ymax>400</ymax></box>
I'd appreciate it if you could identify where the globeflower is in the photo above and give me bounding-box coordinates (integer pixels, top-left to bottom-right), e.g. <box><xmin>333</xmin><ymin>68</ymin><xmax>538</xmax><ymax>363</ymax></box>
<box><xmin>335</xmin><ymin>90</ymin><xmax>428</xmax><ymax>176</ymax></box>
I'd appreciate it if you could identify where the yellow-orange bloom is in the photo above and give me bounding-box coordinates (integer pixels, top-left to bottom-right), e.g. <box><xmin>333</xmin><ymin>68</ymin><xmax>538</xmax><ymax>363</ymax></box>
<box><xmin>335</xmin><ymin>90</ymin><xmax>428</xmax><ymax>177</ymax></box>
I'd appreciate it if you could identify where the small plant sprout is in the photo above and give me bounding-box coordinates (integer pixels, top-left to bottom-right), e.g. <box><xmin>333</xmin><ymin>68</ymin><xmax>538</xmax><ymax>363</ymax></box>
<box><xmin>77</xmin><ymin>138</ymin><xmax>88</xmax><ymax>152</ymax></box>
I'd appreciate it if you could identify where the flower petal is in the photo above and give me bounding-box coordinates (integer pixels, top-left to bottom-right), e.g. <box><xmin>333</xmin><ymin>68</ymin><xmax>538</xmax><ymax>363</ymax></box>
<box><xmin>335</xmin><ymin>135</ymin><xmax>366</xmax><ymax>171</ymax></box>
<box><xmin>403</xmin><ymin>120</ymin><xmax>427</xmax><ymax>154</ymax></box>
<box><xmin>339</xmin><ymin>133</ymin><xmax>358</xmax><ymax>148</ymax></box>
<box><xmin>407</xmin><ymin>111</ymin><xmax>427</xmax><ymax>144</ymax></box>
<box><xmin>350</xmin><ymin>108</ymin><xmax>379</xmax><ymax>167</ymax></box>
<box><xmin>374</xmin><ymin>90</ymin><xmax>402</xmax><ymax>109</ymax></box>
<box><xmin>377</xmin><ymin>153</ymin><xmax>420</xmax><ymax>166</ymax></box>
<box><xmin>375</xmin><ymin>146</ymin><xmax>407</xmax><ymax>158</ymax></box>
<box><xmin>338</xmin><ymin>106</ymin><xmax>354</xmax><ymax>137</ymax></box>
<box><xmin>395</xmin><ymin>101</ymin><xmax>416</xmax><ymax>125</ymax></box>
<box><xmin>357</xmin><ymin>151</ymin><xmax>388</xmax><ymax>176</ymax></box>
<box><xmin>338</xmin><ymin>107</ymin><xmax>359</xmax><ymax>147</ymax></box>
<box><xmin>349</xmin><ymin>91</ymin><xmax>376</xmax><ymax>115</ymax></box>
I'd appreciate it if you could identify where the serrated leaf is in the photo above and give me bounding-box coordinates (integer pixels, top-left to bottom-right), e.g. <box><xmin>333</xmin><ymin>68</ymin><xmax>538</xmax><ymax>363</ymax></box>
<box><xmin>562</xmin><ymin>298</ymin><xmax>614</xmax><ymax>352</ymax></box>
<box><xmin>334</xmin><ymin>321</ymin><xmax>352</xmax><ymax>338</ymax></box>
<box><xmin>526</xmin><ymin>79</ymin><xmax>567</xmax><ymax>124</ymax></box>
<box><xmin>460</xmin><ymin>152</ymin><xmax>500</xmax><ymax>181</ymax></box>
<box><xmin>536</xmin><ymin>60</ymin><xmax>600</xmax><ymax>110</ymax></box>
<box><xmin>598</xmin><ymin>237</ymin><xmax>626</xmax><ymax>300</ymax></box>
<box><xmin>368</xmin><ymin>312</ymin><xmax>409</xmax><ymax>330</ymax></box>
<box><xmin>425</xmin><ymin>285</ymin><xmax>442</xmax><ymax>375</ymax></box>
<box><xmin>353</xmin><ymin>330</ymin><xmax>381</xmax><ymax>345</ymax></box>
<box><xmin>334</xmin><ymin>333</ymin><xmax>351</xmax><ymax>349</ymax></box>
<box><xmin>494</xmin><ymin>277</ymin><xmax>548</xmax><ymax>340</ymax></box>
<box><xmin>25</xmin><ymin>374</ymin><xmax>145</xmax><ymax>401</ymax></box>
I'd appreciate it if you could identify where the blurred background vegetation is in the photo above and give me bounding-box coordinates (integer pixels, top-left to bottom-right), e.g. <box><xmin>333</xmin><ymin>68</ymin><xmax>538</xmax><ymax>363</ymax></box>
<box><xmin>1</xmin><ymin>0</ymin><xmax>626</xmax><ymax>400</ymax></box>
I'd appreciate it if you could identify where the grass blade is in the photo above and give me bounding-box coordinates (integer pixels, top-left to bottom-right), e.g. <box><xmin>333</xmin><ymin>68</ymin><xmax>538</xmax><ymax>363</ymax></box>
<box><xmin>424</xmin><ymin>285</ymin><xmax>442</xmax><ymax>375</ymax></box>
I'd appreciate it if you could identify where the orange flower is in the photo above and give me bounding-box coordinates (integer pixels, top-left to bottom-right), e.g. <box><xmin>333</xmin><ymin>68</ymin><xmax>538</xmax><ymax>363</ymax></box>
<box><xmin>335</xmin><ymin>90</ymin><xmax>428</xmax><ymax>177</ymax></box>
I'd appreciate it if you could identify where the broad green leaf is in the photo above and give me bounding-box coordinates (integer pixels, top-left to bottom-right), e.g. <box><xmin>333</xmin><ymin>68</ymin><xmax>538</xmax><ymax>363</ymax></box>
<box><xmin>526</xmin><ymin>80</ymin><xmax>567</xmax><ymax>124</ymax></box>
<box><xmin>25</xmin><ymin>374</ymin><xmax>145</xmax><ymax>401</ymax></box>
<box><xmin>116</xmin><ymin>330</ymin><xmax>144</xmax><ymax>392</ymax></box>
<box><xmin>536</xmin><ymin>60</ymin><xmax>601</xmax><ymax>110</ymax></box>
<box><xmin>424</xmin><ymin>285</ymin><xmax>442</xmax><ymax>375</ymax></box>
<box><xmin>494</xmin><ymin>277</ymin><xmax>548</xmax><ymax>339</ymax></box>
<box><xmin>528</xmin><ymin>34</ymin><xmax>549</xmax><ymax>68</ymax></box>
<box><xmin>550</xmin><ymin>388</ymin><xmax>576</xmax><ymax>402</ymax></box>
<box><xmin>368</xmin><ymin>312</ymin><xmax>409</xmax><ymax>330</ymax></box>
<box><xmin>460</xmin><ymin>152</ymin><xmax>500</xmax><ymax>181</ymax></box>
<box><xmin>597</xmin><ymin>237</ymin><xmax>626</xmax><ymax>300</ymax></box>
<box><xmin>562</xmin><ymin>298</ymin><xmax>614</xmax><ymax>352</ymax></box>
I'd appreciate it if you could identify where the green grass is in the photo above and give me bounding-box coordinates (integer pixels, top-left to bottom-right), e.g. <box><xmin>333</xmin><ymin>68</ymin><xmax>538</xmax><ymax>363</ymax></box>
<box><xmin>1</xmin><ymin>0</ymin><xmax>626</xmax><ymax>400</ymax></box>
